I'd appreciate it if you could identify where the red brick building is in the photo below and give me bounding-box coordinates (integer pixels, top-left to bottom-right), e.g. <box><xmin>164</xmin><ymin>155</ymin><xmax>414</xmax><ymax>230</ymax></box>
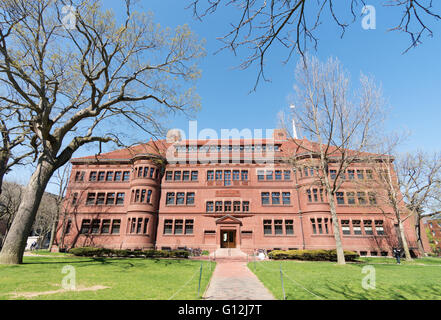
<box><xmin>424</xmin><ymin>213</ymin><xmax>441</xmax><ymax>255</ymax></box>
<box><xmin>52</xmin><ymin>130</ymin><xmax>424</xmax><ymax>257</ymax></box>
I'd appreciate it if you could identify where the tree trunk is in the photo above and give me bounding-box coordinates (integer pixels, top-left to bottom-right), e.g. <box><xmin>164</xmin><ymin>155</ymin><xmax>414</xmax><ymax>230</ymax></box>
<box><xmin>0</xmin><ymin>159</ymin><xmax>54</xmax><ymax>264</ymax></box>
<box><xmin>414</xmin><ymin>215</ymin><xmax>427</xmax><ymax>257</ymax></box>
<box><xmin>397</xmin><ymin>219</ymin><xmax>412</xmax><ymax>261</ymax></box>
<box><xmin>328</xmin><ymin>191</ymin><xmax>346</xmax><ymax>265</ymax></box>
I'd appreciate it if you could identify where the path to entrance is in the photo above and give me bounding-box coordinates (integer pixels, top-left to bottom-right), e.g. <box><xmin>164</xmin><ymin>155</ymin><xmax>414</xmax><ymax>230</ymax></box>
<box><xmin>203</xmin><ymin>260</ymin><xmax>275</xmax><ymax>300</ymax></box>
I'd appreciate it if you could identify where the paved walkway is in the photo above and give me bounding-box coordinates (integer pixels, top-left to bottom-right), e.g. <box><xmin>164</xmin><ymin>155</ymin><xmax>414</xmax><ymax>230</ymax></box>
<box><xmin>203</xmin><ymin>260</ymin><xmax>275</xmax><ymax>300</ymax></box>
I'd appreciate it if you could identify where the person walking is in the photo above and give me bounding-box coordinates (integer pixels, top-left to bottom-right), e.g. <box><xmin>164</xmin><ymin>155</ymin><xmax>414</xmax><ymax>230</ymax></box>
<box><xmin>393</xmin><ymin>247</ymin><xmax>402</xmax><ymax>264</ymax></box>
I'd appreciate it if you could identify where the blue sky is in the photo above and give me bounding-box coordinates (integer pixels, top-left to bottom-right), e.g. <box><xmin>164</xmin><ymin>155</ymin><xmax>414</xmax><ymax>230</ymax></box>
<box><xmin>7</xmin><ymin>0</ymin><xmax>441</xmax><ymax>191</ymax></box>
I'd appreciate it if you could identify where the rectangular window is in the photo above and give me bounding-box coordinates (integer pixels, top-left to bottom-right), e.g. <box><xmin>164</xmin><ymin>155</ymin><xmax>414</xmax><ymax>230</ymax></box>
<box><xmin>347</xmin><ymin>192</ymin><xmax>356</xmax><ymax>205</ymax></box>
<box><xmin>143</xmin><ymin>167</ymin><xmax>149</xmax><ymax>178</ymax></box>
<box><xmin>166</xmin><ymin>192</ymin><xmax>175</xmax><ymax>205</ymax></box>
<box><xmin>122</xmin><ymin>171</ymin><xmax>130</xmax><ymax>181</ymax></box>
<box><xmin>261</xmin><ymin>192</ymin><xmax>270</xmax><ymax>205</ymax></box>
<box><xmin>86</xmin><ymin>193</ymin><xmax>96</xmax><ymax>205</ymax></box>
<box><xmin>137</xmin><ymin>218</ymin><xmax>143</xmax><ymax>234</ymax></box>
<box><xmin>311</xmin><ymin>218</ymin><xmax>317</xmax><ymax>234</ymax></box>
<box><xmin>176</xmin><ymin>192</ymin><xmax>185</xmax><ymax>205</ymax></box>
<box><xmin>75</xmin><ymin>171</ymin><xmax>85</xmax><ymax>182</ymax></box>
<box><xmin>165</xmin><ymin>171</ymin><xmax>173</xmax><ymax>181</ymax></box>
<box><xmin>150</xmin><ymin>168</ymin><xmax>155</xmax><ymax>179</ymax></box>
<box><xmin>114</xmin><ymin>171</ymin><xmax>122</xmax><ymax>181</ymax></box>
<box><xmin>206</xmin><ymin>201</ymin><xmax>214</xmax><ymax>212</ymax></box>
<box><xmin>242</xmin><ymin>201</ymin><xmax>250</xmax><ymax>212</ymax></box>
<box><xmin>233</xmin><ymin>170</ymin><xmax>240</xmax><ymax>181</ymax></box>
<box><xmin>375</xmin><ymin>221</ymin><xmax>385</xmax><ymax>235</ymax></box>
<box><xmin>275</xmin><ymin>170</ymin><xmax>282</xmax><ymax>180</ymax></box>
<box><xmin>263</xmin><ymin>220</ymin><xmax>272</xmax><ymax>235</ymax></box>
<box><xmin>215</xmin><ymin>170</ymin><xmax>223</xmax><ymax>181</ymax></box>
<box><xmin>317</xmin><ymin>218</ymin><xmax>323</xmax><ymax>234</ymax></box>
<box><xmin>164</xmin><ymin>220</ymin><xmax>173</xmax><ymax>234</ymax></box>
<box><xmin>336</xmin><ymin>192</ymin><xmax>345</xmax><ymax>205</ymax></box>
<box><xmin>357</xmin><ymin>192</ymin><xmax>367</xmax><ymax>205</ymax></box>
<box><xmin>80</xmin><ymin>219</ymin><xmax>91</xmax><ymax>234</ymax></box>
<box><xmin>366</xmin><ymin>170</ymin><xmax>373</xmax><ymax>179</ymax></box>
<box><xmin>215</xmin><ymin>201</ymin><xmax>223</xmax><ymax>212</ymax></box>
<box><xmin>147</xmin><ymin>190</ymin><xmax>152</xmax><ymax>204</ymax></box>
<box><xmin>106</xmin><ymin>171</ymin><xmax>114</xmax><ymax>181</ymax></box>
<box><xmin>111</xmin><ymin>220</ymin><xmax>121</xmax><ymax>234</ymax></box>
<box><xmin>224</xmin><ymin>170</ymin><xmax>231</xmax><ymax>186</ymax></box>
<box><xmin>330</xmin><ymin>170</ymin><xmax>337</xmax><ymax>179</ymax></box>
<box><xmin>368</xmin><ymin>192</ymin><xmax>377</xmax><ymax>205</ymax></box>
<box><xmin>272</xmin><ymin>192</ymin><xmax>281</xmax><ymax>205</ymax></box>
<box><xmin>143</xmin><ymin>218</ymin><xmax>149</xmax><ymax>234</ymax></box>
<box><xmin>185</xmin><ymin>220</ymin><xmax>194</xmax><ymax>235</ymax></box>
<box><xmin>71</xmin><ymin>193</ymin><xmax>78</xmax><ymax>206</ymax></box>
<box><xmin>134</xmin><ymin>189</ymin><xmax>140</xmax><ymax>203</ymax></box>
<box><xmin>353</xmin><ymin>220</ymin><xmax>362</xmax><ymax>235</ymax></box>
<box><xmin>174</xmin><ymin>220</ymin><xmax>183</xmax><ymax>235</ymax></box>
<box><xmin>284</xmin><ymin>170</ymin><xmax>291</xmax><ymax>180</ymax></box>
<box><xmin>98</xmin><ymin>171</ymin><xmax>106</xmax><ymax>181</ymax></box>
<box><xmin>174</xmin><ymin>171</ymin><xmax>182</xmax><ymax>181</ymax></box>
<box><xmin>285</xmin><ymin>220</ymin><xmax>294</xmax><ymax>235</ymax></box>
<box><xmin>186</xmin><ymin>192</ymin><xmax>195</xmax><ymax>205</ymax></box>
<box><xmin>307</xmin><ymin>190</ymin><xmax>312</xmax><ymax>202</ymax></box>
<box><xmin>324</xmin><ymin>218</ymin><xmax>330</xmax><ymax>234</ymax></box>
<box><xmin>137</xmin><ymin>167</ymin><xmax>143</xmax><ymax>178</ymax></box>
<box><xmin>364</xmin><ymin>220</ymin><xmax>373</xmax><ymax>235</ymax></box>
<box><xmin>116</xmin><ymin>193</ymin><xmax>125</xmax><ymax>205</ymax></box>
<box><xmin>241</xmin><ymin>170</ymin><xmax>248</xmax><ymax>181</ymax></box>
<box><xmin>89</xmin><ymin>171</ymin><xmax>97</xmax><ymax>182</ymax></box>
<box><xmin>106</xmin><ymin>193</ymin><xmax>115</xmax><ymax>205</ymax></box>
<box><xmin>140</xmin><ymin>190</ymin><xmax>146</xmax><ymax>203</ymax></box>
<box><xmin>191</xmin><ymin>171</ymin><xmax>198</xmax><ymax>181</ymax></box>
<box><xmin>274</xmin><ymin>220</ymin><xmax>283</xmax><ymax>235</ymax></box>
<box><xmin>313</xmin><ymin>189</ymin><xmax>319</xmax><ymax>202</ymax></box>
<box><xmin>224</xmin><ymin>201</ymin><xmax>232</xmax><ymax>212</ymax></box>
<box><xmin>101</xmin><ymin>220</ymin><xmax>111</xmax><ymax>234</ymax></box>
<box><xmin>207</xmin><ymin>170</ymin><xmax>214</xmax><ymax>181</ymax></box>
<box><xmin>233</xmin><ymin>201</ymin><xmax>241</xmax><ymax>212</ymax></box>
<box><xmin>266</xmin><ymin>171</ymin><xmax>274</xmax><ymax>181</ymax></box>
<box><xmin>348</xmin><ymin>170</ymin><xmax>355</xmax><ymax>180</ymax></box>
<box><xmin>183</xmin><ymin>171</ymin><xmax>190</xmax><ymax>181</ymax></box>
<box><xmin>341</xmin><ymin>220</ymin><xmax>351</xmax><ymax>235</ymax></box>
<box><xmin>257</xmin><ymin>170</ymin><xmax>265</xmax><ymax>181</ymax></box>
<box><xmin>357</xmin><ymin>170</ymin><xmax>364</xmax><ymax>180</ymax></box>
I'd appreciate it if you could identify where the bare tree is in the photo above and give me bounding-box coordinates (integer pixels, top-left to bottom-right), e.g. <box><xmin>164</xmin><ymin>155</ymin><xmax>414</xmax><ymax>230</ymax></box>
<box><xmin>283</xmin><ymin>56</ymin><xmax>385</xmax><ymax>264</ymax></box>
<box><xmin>0</xmin><ymin>181</ymin><xmax>23</xmax><ymax>247</ymax></box>
<box><xmin>189</xmin><ymin>0</ymin><xmax>440</xmax><ymax>89</ymax></box>
<box><xmin>0</xmin><ymin>0</ymin><xmax>204</xmax><ymax>264</ymax></box>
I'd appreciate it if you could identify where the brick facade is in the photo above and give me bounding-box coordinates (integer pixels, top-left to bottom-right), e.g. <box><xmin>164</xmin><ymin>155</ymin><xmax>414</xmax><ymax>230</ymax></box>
<box><xmin>53</xmin><ymin>131</ymin><xmax>425</xmax><ymax>257</ymax></box>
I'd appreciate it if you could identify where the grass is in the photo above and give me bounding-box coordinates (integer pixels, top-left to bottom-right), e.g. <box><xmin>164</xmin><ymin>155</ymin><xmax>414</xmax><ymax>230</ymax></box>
<box><xmin>248</xmin><ymin>257</ymin><xmax>441</xmax><ymax>300</ymax></box>
<box><xmin>0</xmin><ymin>256</ymin><xmax>215</xmax><ymax>300</ymax></box>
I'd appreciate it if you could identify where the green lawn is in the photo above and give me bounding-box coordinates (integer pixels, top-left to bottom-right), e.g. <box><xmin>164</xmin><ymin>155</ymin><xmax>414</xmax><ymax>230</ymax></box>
<box><xmin>249</xmin><ymin>258</ymin><xmax>441</xmax><ymax>300</ymax></box>
<box><xmin>0</xmin><ymin>256</ymin><xmax>215</xmax><ymax>300</ymax></box>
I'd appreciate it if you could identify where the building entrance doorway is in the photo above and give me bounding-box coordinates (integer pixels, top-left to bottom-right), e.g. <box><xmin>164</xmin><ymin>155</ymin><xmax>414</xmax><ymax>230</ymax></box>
<box><xmin>220</xmin><ymin>230</ymin><xmax>236</xmax><ymax>248</ymax></box>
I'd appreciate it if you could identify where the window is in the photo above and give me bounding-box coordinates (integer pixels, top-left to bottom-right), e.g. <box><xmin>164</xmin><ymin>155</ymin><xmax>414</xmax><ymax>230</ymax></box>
<box><xmin>165</xmin><ymin>171</ymin><xmax>173</xmax><ymax>181</ymax></box>
<box><xmin>285</xmin><ymin>220</ymin><xmax>294</xmax><ymax>235</ymax></box>
<box><xmin>274</xmin><ymin>220</ymin><xmax>283</xmax><ymax>235</ymax></box>
<box><xmin>303</xmin><ymin>167</ymin><xmax>309</xmax><ymax>177</ymax></box>
<box><xmin>185</xmin><ymin>220</ymin><xmax>194</xmax><ymax>235</ymax></box>
<box><xmin>65</xmin><ymin>220</ymin><xmax>72</xmax><ymax>234</ymax></box>
<box><xmin>147</xmin><ymin>190</ymin><xmax>152</xmax><ymax>204</ymax></box>
<box><xmin>106</xmin><ymin>171</ymin><xmax>114</xmax><ymax>181</ymax></box>
<box><xmin>317</xmin><ymin>218</ymin><xmax>324</xmax><ymax>234</ymax></box>
<box><xmin>257</xmin><ymin>170</ymin><xmax>265</xmax><ymax>181</ymax></box>
<box><xmin>224</xmin><ymin>201</ymin><xmax>232</xmax><ymax>212</ymax></box>
<box><xmin>366</xmin><ymin>170</ymin><xmax>373</xmax><ymax>179</ymax></box>
<box><xmin>71</xmin><ymin>193</ymin><xmax>78</xmax><ymax>205</ymax></box>
<box><xmin>134</xmin><ymin>189</ymin><xmax>140</xmax><ymax>203</ymax></box>
<box><xmin>137</xmin><ymin>167</ymin><xmax>143</xmax><ymax>178</ymax></box>
<box><xmin>207</xmin><ymin>170</ymin><xmax>214</xmax><ymax>181</ymax></box>
<box><xmin>272</xmin><ymin>192</ymin><xmax>281</xmax><ymax>205</ymax></box>
<box><xmin>183</xmin><ymin>171</ymin><xmax>190</xmax><ymax>181</ymax></box>
<box><xmin>89</xmin><ymin>171</ymin><xmax>97</xmax><ymax>181</ymax></box>
<box><xmin>307</xmin><ymin>190</ymin><xmax>312</xmax><ymax>202</ymax></box>
<box><xmin>140</xmin><ymin>190</ymin><xmax>146</xmax><ymax>203</ymax></box>
<box><xmin>284</xmin><ymin>170</ymin><xmax>291</xmax><ymax>180</ymax></box>
<box><xmin>143</xmin><ymin>219</ymin><xmax>149</xmax><ymax>234</ymax></box>
<box><xmin>261</xmin><ymin>192</ymin><xmax>270</xmax><ymax>205</ymax></box>
<box><xmin>233</xmin><ymin>201</ymin><xmax>241</xmax><ymax>212</ymax></box>
<box><xmin>330</xmin><ymin>170</ymin><xmax>337</xmax><ymax>179</ymax></box>
<box><xmin>111</xmin><ymin>220</ymin><xmax>121</xmax><ymax>234</ymax></box>
<box><xmin>311</xmin><ymin>218</ymin><xmax>317</xmax><ymax>234</ymax></box>
<box><xmin>98</xmin><ymin>171</ymin><xmax>106</xmax><ymax>181</ymax></box>
<box><xmin>353</xmin><ymin>220</ymin><xmax>362</xmax><ymax>235</ymax></box>
<box><xmin>364</xmin><ymin>220</ymin><xmax>373</xmax><ymax>235</ymax></box>
<box><xmin>116</xmin><ymin>193</ymin><xmax>125</xmax><ymax>205</ymax></box>
<box><xmin>143</xmin><ymin>167</ymin><xmax>149</xmax><ymax>178</ymax></box>
<box><xmin>176</xmin><ymin>192</ymin><xmax>185</xmax><ymax>205</ymax></box>
<box><xmin>368</xmin><ymin>192</ymin><xmax>377</xmax><ymax>205</ymax></box>
<box><xmin>336</xmin><ymin>192</ymin><xmax>345</xmax><ymax>205</ymax></box>
<box><xmin>75</xmin><ymin>171</ymin><xmax>85</xmax><ymax>182</ymax></box>
<box><xmin>243</xmin><ymin>201</ymin><xmax>250</xmax><ymax>212</ymax></box>
<box><xmin>137</xmin><ymin>218</ymin><xmax>143</xmax><ymax>234</ymax></box>
<box><xmin>164</xmin><ymin>220</ymin><xmax>173</xmax><ymax>234</ymax></box>
<box><xmin>264</xmin><ymin>220</ymin><xmax>272</xmax><ymax>235</ymax></box>
<box><xmin>375</xmin><ymin>220</ymin><xmax>385</xmax><ymax>235</ymax></box>
<box><xmin>122</xmin><ymin>171</ymin><xmax>130</xmax><ymax>181</ymax></box>
<box><xmin>114</xmin><ymin>171</ymin><xmax>122</xmax><ymax>181</ymax></box>
<box><xmin>166</xmin><ymin>192</ymin><xmax>175</xmax><ymax>205</ymax></box>
<box><xmin>106</xmin><ymin>193</ymin><xmax>115</xmax><ymax>205</ymax></box>
<box><xmin>215</xmin><ymin>170</ymin><xmax>223</xmax><ymax>181</ymax></box>
<box><xmin>101</xmin><ymin>220</ymin><xmax>111</xmax><ymax>234</ymax></box>
<box><xmin>341</xmin><ymin>220</ymin><xmax>351</xmax><ymax>235</ymax></box>
<box><xmin>91</xmin><ymin>219</ymin><xmax>101</xmax><ymax>234</ymax></box>
<box><xmin>191</xmin><ymin>171</ymin><xmax>198</xmax><ymax>181</ymax></box>
<box><xmin>357</xmin><ymin>192</ymin><xmax>367</xmax><ymax>205</ymax></box>
<box><xmin>347</xmin><ymin>192</ymin><xmax>356</xmax><ymax>205</ymax></box>
<box><xmin>149</xmin><ymin>168</ymin><xmax>155</xmax><ymax>179</ymax></box>
<box><xmin>215</xmin><ymin>201</ymin><xmax>223</xmax><ymax>212</ymax></box>
<box><xmin>174</xmin><ymin>220</ymin><xmax>183</xmax><ymax>235</ymax></box>
<box><xmin>86</xmin><ymin>193</ymin><xmax>96</xmax><ymax>205</ymax></box>
<box><xmin>313</xmin><ymin>189</ymin><xmax>319</xmax><ymax>202</ymax></box>
<box><xmin>323</xmin><ymin>218</ymin><xmax>330</xmax><ymax>234</ymax></box>
<box><xmin>233</xmin><ymin>170</ymin><xmax>240</xmax><ymax>181</ymax></box>
<box><xmin>348</xmin><ymin>170</ymin><xmax>355</xmax><ymax>180</ymax></box>
<box><xmin>206</xmin><ymin>201</ymin><xmax>214</xmax><ymax>212</ymax></box>
<box><xmin>80</xmin><ymin>219</ymin><xmax>91</xmax><ymax>234</ymax></box>
<box><xmin>266</xmin><ymin>171</ymin><xmax>274</xmax><ymax>181</ymax></box>
<box><xmin>186</xmin><ymin>192</ymin><xmax>195</xmax><ymax>205</ymax></box>
<box><xmin>241</xmin><ymin>170</ymin><xmax>248</xmax><ymax>181</ymax></box>
<box><xmin>357</xmin><ymin>170</ymin><xmax>364</xmax><ymax>180</ymax></box>
<box><xmin>174</xmin><ymin>171</ymin><xmax>182</xmax><ymax>181</ymax></box>
<box><xmin>224</xmin><ymin>170</ymin><xmax>232</xmax><ymax>186</ymax></box>
<box><xmin>275</xmin><ymin>170</ymin><xmax>282</xmax><ymax>180</ymax></box>
<box><xmin>310</xmin><ymin>168</ymin><xmax>315</xmax><ymax>176</ymax></box>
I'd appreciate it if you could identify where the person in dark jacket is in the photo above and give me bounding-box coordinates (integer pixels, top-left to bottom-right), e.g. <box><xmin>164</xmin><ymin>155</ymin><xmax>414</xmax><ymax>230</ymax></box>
<box><xmin>393</xmin><ymin>247</ymin><xmax>402</xmax><ymax>264</ymax></box>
